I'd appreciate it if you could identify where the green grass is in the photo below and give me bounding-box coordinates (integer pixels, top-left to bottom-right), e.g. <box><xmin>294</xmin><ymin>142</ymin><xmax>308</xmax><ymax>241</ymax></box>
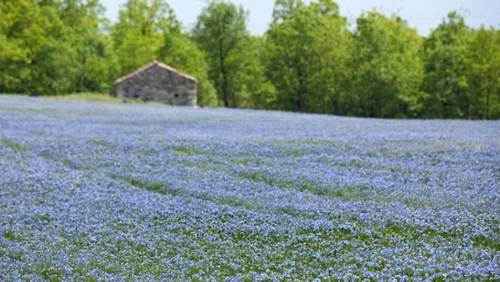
<box><xmin>0</xmin><ymin>138</ymin><xmax>30</xmax><ymax>152</ymax></box>
<box><xmin>116</xmin><ymin>175</ymin><xmax>257</xmax><ymax>211</ymax></box>
<box><xmin>4</xmin><ymin>229</ymin><xmax>16</xmax><ymax>241</ymax></box>
<box><xmin>32</xmin><ymin>259</ymin><xmax>65</xmax><ymax>281</ymax></box>
<box><xmin>120</xmin><ymin>176</ymin><xmax>183</xmax><ymax>196</ymax></box>
<box><xmin>174</xmin><ymin>146</ymin><xmax>204</xmax><ymax>156</ymax></box>
<box><xmin>238</xmin><ymin>171</ymin><xmax>372</xmax><ymax>201</ymax></box>
<box><xmin>472</xmin><ymin>235</ymin><xmax>500</xmax><ymax>251</ymax></box>
<box><xmin>43</xmin><ymin>93</ymin><xmax>144</xmax><ymax>104</ymax></box>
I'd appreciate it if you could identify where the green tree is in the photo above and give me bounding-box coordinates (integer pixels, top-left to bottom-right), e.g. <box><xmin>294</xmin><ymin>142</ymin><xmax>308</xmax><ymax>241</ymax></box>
<box><xmin>236</xmin><ymin>36</ymin><xmax>276</xmax><ymax>109</ymax></box>
<box><xmin>265</xmin><ymin>0</ymin><xmax>351</xmax><ymax>113</ymax></box>
<box><xmin>192</xmin><ymin>0</ymin><xmax>248</xmax><ymax>107</ymax></box>
<box><xmin>0</xmin><ymin>0</ymin><xmax>39</xmax><ymax>94</ymax></box>
<box><xmin>423</xmin><ymin>12</ymin><xmax>471</xmax><ymax>118</ymax></box>
<box><xmin>351</xmin><ymin>11</ymin><xmax>425</xmax><ymax>118</ymax></box>
<box><xmin>59</xmin><ymin>0</ymin><xmax>117</xmax><ymax>93</ymax></box>
<box><xmin>271</xmin><ymin>0</ymin><xmax>304</xmax><ymax>25</ymax></box>
<box><xmin>466</xmin><ymin>27</ymin><xmax>500</xmax><ymax>119</ymax></box>
<box><xmin>111</xmin><ymin>0</ymin><xmax>178</xmax><ymax>75</ymax></box>
<box><xmin>0</xmin><ymin>0</ymin><xmax>114</xmax><ymax>95</ymax></box>
<box><xmin>0</xmin><ymin>0</ymin><xmax>73</xmax><ymax>95</ymax></box>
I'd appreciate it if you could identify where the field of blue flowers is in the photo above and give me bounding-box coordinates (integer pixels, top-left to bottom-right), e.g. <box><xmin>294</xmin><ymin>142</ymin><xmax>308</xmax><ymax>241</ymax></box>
<box><xmin>0</xmin><ymin>95</ymin><xmax>499</xmax><ymax>280</ymax></box>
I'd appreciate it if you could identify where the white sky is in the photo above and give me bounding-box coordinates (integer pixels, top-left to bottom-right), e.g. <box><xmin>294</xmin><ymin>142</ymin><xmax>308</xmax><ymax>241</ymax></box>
<box><xmin>101</xmin><ymin>0</ymin><xmax>500</xmax><ymax>35</ymax></box>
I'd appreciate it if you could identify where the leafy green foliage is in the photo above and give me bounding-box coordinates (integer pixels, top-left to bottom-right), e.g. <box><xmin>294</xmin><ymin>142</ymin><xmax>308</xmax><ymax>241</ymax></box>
<box><xmin>223</xmin><ymin>35</ymin><xmax>277</xmax><ymax>109</ymax></box>
<box><xmin>351</xmin><ymin>11</ymin><xmax>425</xmax><ymax>118</ymax></box>
<box><xmin>192</xmin><ymin>1</ymin><xmax>251</xmax><ymax>108</ymax></box>
<box><xmin>271</xmin><ymin>0</ymin><xmax>304</xmax><ymax>25</ymax></box>
<box><xmin>111</xmin><ymin>0</ymin><xmax>178</xmax><ymax>75</ymax></box>
<box><xmin>466</xmin><ymin>27</ymin><xmax>500</xmax><ymax>119</ymax></box>
<box><xmin>265</xmin><ymin>0</ymin><xmax>351</xmax><ymax>113</ymax></box>
<box><xmin>0</xmin><ymin>0</ymin><xmax>114</xmax><ymax>95</ymax></box>
<box><xmin>422</xmin><ymin>12</ymin><xmax>472</xmax><ymax>118</ymax></box>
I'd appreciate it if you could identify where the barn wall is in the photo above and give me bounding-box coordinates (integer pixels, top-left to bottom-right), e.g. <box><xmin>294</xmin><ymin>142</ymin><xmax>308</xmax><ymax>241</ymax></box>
<box><xmin>116</xmin><ymin>65</ymin><xmax>197</xmax><ymax>106</ymax></box>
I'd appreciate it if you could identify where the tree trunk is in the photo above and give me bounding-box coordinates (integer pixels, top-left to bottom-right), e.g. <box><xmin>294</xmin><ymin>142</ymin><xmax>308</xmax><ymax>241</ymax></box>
<box><xmin>486</xmin><ymin>81</ymin><xmax>491</xmax><ymax>119</ymax></box>
<box><xmin>296</xmin><ymin>67</ymin><xmax>305</xmax><ymax>111</ymax></box>
<box><xmin>222</xmin><ymin>64</ymin><xmax>229</xmax><ymax>107</ymax></box>
<box><xmin>218</xmin><ymin>34</ymin><xmax>229</xmax><ymax>107</ymax></box>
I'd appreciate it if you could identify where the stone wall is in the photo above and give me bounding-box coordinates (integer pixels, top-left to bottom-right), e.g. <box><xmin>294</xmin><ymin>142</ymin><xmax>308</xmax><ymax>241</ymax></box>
<box><xmin>116</xmin><ymin>64</ymin><xmax>197</xmax><ymax>106</ymax></box>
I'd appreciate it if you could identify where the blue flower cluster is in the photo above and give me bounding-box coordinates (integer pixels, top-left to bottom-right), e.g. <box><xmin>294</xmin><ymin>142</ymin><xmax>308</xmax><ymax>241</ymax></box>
<box><xmin>0</xmin><ymin>95</ymin><xmax>498</xmax><ymax>280</ymax></box>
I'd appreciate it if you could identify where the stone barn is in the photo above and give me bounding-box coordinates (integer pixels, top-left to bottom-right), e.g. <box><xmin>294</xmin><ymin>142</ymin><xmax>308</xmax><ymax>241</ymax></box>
<box><xmin>114</xmin><ymin>61</ymin><xmax>197</xmax><ymax>106</ymax></box>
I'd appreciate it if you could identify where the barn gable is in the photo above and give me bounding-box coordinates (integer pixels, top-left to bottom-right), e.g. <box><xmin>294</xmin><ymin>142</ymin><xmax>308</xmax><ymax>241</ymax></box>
<box><xmin>114</xmin><ymin>61</ymin><xmax>198</xmax><ymax>106</ymax></box>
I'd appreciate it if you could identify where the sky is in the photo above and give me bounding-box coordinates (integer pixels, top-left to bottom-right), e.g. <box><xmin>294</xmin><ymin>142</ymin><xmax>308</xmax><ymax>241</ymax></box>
<box><xmin>101</xmin><ymin>0</ymin><xmax>500</xmax><ymax>35</ymax></box>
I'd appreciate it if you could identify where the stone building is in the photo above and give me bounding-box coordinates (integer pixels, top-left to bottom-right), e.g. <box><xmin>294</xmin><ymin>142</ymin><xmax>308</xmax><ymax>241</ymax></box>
<box><xmin>114</xmin><ymin>61</ymin><xmax>197</xmax><ymax>106</ymax></box>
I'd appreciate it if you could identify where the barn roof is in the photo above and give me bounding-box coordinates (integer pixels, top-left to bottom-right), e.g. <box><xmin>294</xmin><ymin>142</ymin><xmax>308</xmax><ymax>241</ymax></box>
<box><xmin>114</xmin><ymin>61</ymin><xmax>198</xmax><ymax>84</ymax></box>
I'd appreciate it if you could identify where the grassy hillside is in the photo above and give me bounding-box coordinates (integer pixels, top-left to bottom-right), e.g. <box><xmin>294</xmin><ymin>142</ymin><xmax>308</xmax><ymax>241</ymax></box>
<box><xmin>44</xmin><ymin>93</ymin><xmax>142</xmax><ymax>104</ymax></box>
<box><xmin>0</xmin><ymin>95</ymin><xmax>498</xmax><ymax>280</ymax></box>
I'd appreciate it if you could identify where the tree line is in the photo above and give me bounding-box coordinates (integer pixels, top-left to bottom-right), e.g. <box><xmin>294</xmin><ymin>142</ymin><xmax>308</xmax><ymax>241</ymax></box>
<box><xmin>1</xmin><ymin>0</ymin><xmax>499</xmax><ymax>119</ymax></box>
